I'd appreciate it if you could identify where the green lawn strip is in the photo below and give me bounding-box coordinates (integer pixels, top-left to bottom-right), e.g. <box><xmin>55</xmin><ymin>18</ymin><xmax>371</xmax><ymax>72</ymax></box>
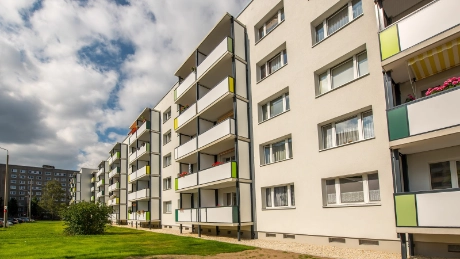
<box><xmin>0</xmin><ymin>221</ymin><xmax>254</xmax><ymax>259</ymax></box>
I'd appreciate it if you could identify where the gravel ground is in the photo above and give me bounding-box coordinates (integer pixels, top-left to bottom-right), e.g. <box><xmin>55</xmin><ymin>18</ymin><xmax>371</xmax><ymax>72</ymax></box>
<box><xmin>118</xmin><ymin>225</ymin><xmax>448</xmax><ymax>259</ymax></box>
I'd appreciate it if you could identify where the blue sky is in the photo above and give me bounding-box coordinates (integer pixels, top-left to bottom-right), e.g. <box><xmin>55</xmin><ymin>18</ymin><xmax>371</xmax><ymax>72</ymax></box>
<box><xmin>0</xmin><ymin>0</ymin><xmax>249</xmax><ymax>170</ymax></box>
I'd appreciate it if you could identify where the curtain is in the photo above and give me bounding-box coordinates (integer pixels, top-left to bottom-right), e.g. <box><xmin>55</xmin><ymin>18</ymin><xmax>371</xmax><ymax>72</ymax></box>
<box><xmin>326</xmin><ymin>179</ymin><xmax>336</xmax><ymax>204</ymax></box>
<box><xmin>336</xmin><ymin>116</ymin><xmax>359</xmax><ymax>146</ymax></box>
<box><xmin>322</xmin><ymin>124</ymin><xmax>333</xmax><ymax>149</ymax></box>
<box><xmin>352</xmin><ymin>0</ymin><xmax>363</xmax><ymax>19</ymax></box>
<box><xmin>274</xmin><ymin>186</ymin><xmax>288</xmax><ymax>206</ymax></box>
<box><xmin>368</xmin><ymin>173</ymin><xmax>380</xmax><ymax>201</ymax></box>
<box><xmin>270</xmin><ymin>96</ymin><xmax>284</xmax><ymax>117</ymax></box>
<box><xmin>288</xmin><ymin>138</ymin><xmax>293</xmax><ymax>158</ymax></box>
<box><xmin>265</xmin><ymin>188</ymin><xmax>272</xmax><ymax>207</ymax></box>
<box><xmin>266</xmin><ymin>14</ymin><xmax>279</xmax><ymax>33</ymax></box>
<box><xmin>316</xmin><ymin>24</ymin><xmax>324</xmax><ymax>43</ymax></box>
<box><xmin>319</xmin><ymin>72</ymin><xmax>329</xmax><ymax>94</ymax></box>
<box><xmin>285</xmin><ymin>93</ymin><xmax>290</xmax><ymax>110</ymax></box>
<box><xmin>430</xmin><ymin>161</ymin><xmax>452</xmax><ymax>189</ymax></box>
<box><xmin>362</xmin><ymin>111</ymin><xmax>374</xmax><ymax>139</ymax></box>
<box><xmin>290</xmin><ymin>185</ymin><xmax>295</xmax><ymax>206</ymax></box>
<box><xmin>262</xmin><ymin>104</ymin><xmax>268</xmax><ymax>121</ymax></box>
<box><xmin>327</xmin><ymin>7</ymin><xmax>349</xmax><ymax>35</ymax></box>
<box><xmin>272</xmin><ymin>140</ymin><xmax>286</xmax><ymax>162</ymax></box>
<box><xmin>269</xmin><ymin>55</ymin><xmax>281</xmax><ymax>74</ymax></box>
<box><xmin>331</xmin><ymin>59</ymin><xmax>354</xmax><ymax>88</ymax></box>
<box><xmin>358</xmin><ymin>52</ymin><xmax>368</xmax><ymax>76</ymax></box>
<box><xmin>339</xmin><ymin>176</ymin><xmax>364</xmax><ymax>203</ymax></box>
<box><xmin>264</xmin><ymin>146</ymin><xmax>271</xmax><ymax>164</ymax></box>
<box><xmin>260</xmin><ymin>64</ymin><xmax>266</xmax><ymax>79</ymax></box>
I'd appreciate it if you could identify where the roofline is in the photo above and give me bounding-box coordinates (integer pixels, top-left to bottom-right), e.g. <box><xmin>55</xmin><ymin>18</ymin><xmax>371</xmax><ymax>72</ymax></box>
<box><xmin>236</xmin><ymin>0</ymin><xmax>254</xmax><ymax>18</ymax></box>
<box><xmin>0</xmin><ymin>163</ymin><xmax>78</xmax><ymax>172</ymax></box>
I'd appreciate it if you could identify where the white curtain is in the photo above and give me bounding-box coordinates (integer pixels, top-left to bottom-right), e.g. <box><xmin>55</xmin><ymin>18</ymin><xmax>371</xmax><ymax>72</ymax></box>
<box><xmin>319</xmin><ymin>72</ymin><xmax>329</xmax><ymax>94</ymax></box>
<box><xmin>322</xmin><ymin>125</ymin><xmax>333</xmax><ymax>149</ymax></box>
<box><xmin>264</xmin><ymin>146</ymin><xmax>270</xmax><ymax>164</ymax></box>
<box><xmin>340</xmin><ymin>176</ymin><xmax>364</xmax><ymax>203</ymax></box>
<box><xmin>270</xmin><ymin>96</ymin><xmax>283</xmax><ymax>117</ymax></box>
<box><xmin>266</xmin><ymin>14</ymin><xmax>279</xmax><ymax>33</ymax></box>
<box><xmin>316</xmin><ymin>24</ymin><xmax>324</xmax><ymax>43</ymax></box>
<box><xmin>265</xmin><ymin>188</ymin><xmax>272</xmax><ymax>207</ymax></box>
<box><xmin>269</xmin><ymin>55</ymin><xmax>281</xmax><ymax>74</ymax></box>
<box><xmin>272</xmin><ymin>140</ymin><xmax>286</xmax><ymax>162</ymax></box>
<box><xmin>352</xmin><ymin>0</ymin><xmax>363</xmax><ymax>19</ymax></box>
<box><xmin>327</xmin><ymin>7</ymin><xmax>349</xmax><ymax>35</ymax></box>
<box><xmin>336</xmin><ymin>117</ymin><xmax>359</xmax><ymax>146</ymax></box>
<box><xmin>331</xmin><ymin>59</ymin><xmax>353</xmax><ymax>88</ymax></box>
<box><xmin>290</xmin><ymin>185</ymin><xmax>295</xmax><ymax>206</ymax></box>
<box><xmin>326</xmin><ymin>179</ymin><xmax>336</xmax><ymax>204</ymax></box>
<box><xmin>358</xmin><ymin>52</ymin><xmax>368</xmax><ymax>76</ymax></box>
<box><xmin>274</xmin><ymin>186</ymin><xmax>288</xmax><ymax>206</ymax></box>
<box><xmin>362</xmin><ymin>111</ymin><xmax>374</xmax><ymax>139</ymax></box>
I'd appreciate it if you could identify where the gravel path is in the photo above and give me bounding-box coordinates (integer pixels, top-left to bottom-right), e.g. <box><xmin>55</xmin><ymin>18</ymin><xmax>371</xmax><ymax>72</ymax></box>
<box><xmin>117</xmin><ymin>225</ymin><xmax>447</xmax><ymax>259</ymax></box>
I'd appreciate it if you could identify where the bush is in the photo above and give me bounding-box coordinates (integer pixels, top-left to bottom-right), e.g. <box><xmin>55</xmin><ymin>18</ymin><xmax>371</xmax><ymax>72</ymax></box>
<box><xmin>60</xmin><ymin>201</ymin><xmax>112</xmax><ymax>235</ymax></box>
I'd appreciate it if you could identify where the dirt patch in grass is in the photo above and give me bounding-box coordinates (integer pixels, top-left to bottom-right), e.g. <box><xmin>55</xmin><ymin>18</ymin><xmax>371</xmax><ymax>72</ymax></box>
<box><xmin>132</xmin><ymin>248</ymin><xmax>329</xmax><ymax>259</ymax></box>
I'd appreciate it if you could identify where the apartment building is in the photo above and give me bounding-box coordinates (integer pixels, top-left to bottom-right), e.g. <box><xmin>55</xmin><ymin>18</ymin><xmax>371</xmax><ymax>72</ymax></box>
<box><xmin>70</xmin><ymin>168</ymin><xmax>93</xmax><ymax>205</ymax></box>
<box><xmin>75</xmin><ymin>0</ymin><xmax>460</xmax><ymax>258</ymax></box>
<box><xmin>377</xmin><ymin>0</ymin><xmax>460</xmax><ymax>257</ymax></box>
<box><xmin>95</xmin><ymin>160</ymin><xmax>108</xmax><ymax>204</ymax></box>
<box><xmin>0</xmin><ymin>164</ymin><xmax>77</xmax><ymax>216</ymax></box>
<box><xmin>107</xmin><ymin>143</ymin><xmax>128</xmax><ymax>223</ymax></box>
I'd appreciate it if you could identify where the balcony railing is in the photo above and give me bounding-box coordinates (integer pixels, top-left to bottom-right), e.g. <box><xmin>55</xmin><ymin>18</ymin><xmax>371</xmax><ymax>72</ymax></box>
<box><xmin>196</xmin><ymin>37</ymin><xmax>233</xmax><ymax>79</ymax></box>
<box><xmin>96</xmin><ymin>168</ymin><xmax>104</xmax><ymax>177</ymax></box>
<box><xmin>128</xmin><ymin>165</ymin><xmax>150</xmax><ymax>183</ymax></box>
<box><xmin>110</xmin><ymin>213</ymin><xmax>118</xmax><ymax>221</ymax></box>
<box><xmin>128</xmin><ymin>189</ymin><xmax>150</xmax><ymax>201</ymax></box>
<box><xmin>198</xmin><ymin>118</ymin><xmax>235</xmax><ymax>148</ymax></box>
<box><xmin>90</xmin><ymin>186</ymin><xmax>94</xmax><ymax>192</ymax></box>
<box><xmin>96</xmin><ymin>191</ymin><xmax>105</xmax><ymax>198</ymax></box>
<box><xmin>96</xmin><ymin>179</ymin><xmax>105</xmax><ymax>188</ymax></box>
<box><xmin>109</xmin><ymin>167</ymin><xmax>120</xmax><ymax>179</ymax></box>
<box><xmin>175</xmin><ymin>72</ymin><xmax>196</xmax><ymax>100</ymax></box>
<box><xmin>175</xmin><ymin>206</ymin><xmax>238</xmax><ymax>223</ymax></box>
<box><xmin>90</xmin><ymin>196</ymin><xmax>94</xmax><ymax>202</ymax></box>
<box><xmin>394</xmin><ymin>189</ymin><xmax>460</xmax><ymax>228</ymax></box>
<box><xmin>90</xmin><ymin>177</ymin><xmax>95</xmax><ymax>183</ymax></box>
<box><xmin>379</xmin><ymin>0</ymin><xmax>459</xmax><ymax>60</ymax></box>
<box><xmin>108</xmin><ymin>198</ymin><xmax>119</xmax><ymax>206</ymax></box>
<box><xmin>175</xmin><ymin>138</ymin><xmax>197</xmax><ymax>160</ymax></box>
<box><xmin>197</xmin><ymin>77</ymin><xmax>234</xmax><ymax>113</ymax></box>
<box><xmin>129</xmin><ymin>143</ymin><xmax>150</xmax><ymax>164</ymax></box>
<box><xmin>127</xmin><ymin>211</ymin><xmax>151</xmax><ymax>221</ymax></box>
<box><xmin>109</xmin><ymin>152</ymin><xmax>120</xmax><ymax>165</ymax></box>
<box><xmin>174</xmin><ymin>103</ymin><xmax>196</xmax><ymax>130</ymax></box>
<box><xmin>175</xmin><ymin>173</ymin><xmax>198</xmax><ymax>190</ymax></box>
<box><xmin>175</xmin><ymin>162</ymin><xmax>237</xmax><ymax>191</ymax></box>
<box><xmin>387</xmin><ymin>87</ymin><xmax>460</xmax><ymax>141</ymax></box>
<box><xmin>129</xmin><ymin>121</ymin><xmax>151</xmax><ymax>145</ymax></box>
<box><xmin>108</xmin><ymin>182</ymin><xmax>120</xmax><ymax>192</ymax></box>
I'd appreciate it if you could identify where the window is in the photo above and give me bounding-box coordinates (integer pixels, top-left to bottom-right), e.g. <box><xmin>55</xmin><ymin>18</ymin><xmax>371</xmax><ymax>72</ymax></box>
<box><xmin>163</xmin><ymin>131</ymin><xmax>171</xmax><ymax>145</ymax></box>
<box><xmin>163</xmin><ymin>177</ymin><xmax>172</xmax><ymax>190</ymax></box>
<box><xmin>317</xmin><ymin>51</ymin><xmax>368</xmax><ymax>95</ymax></box>
<box><xmin>260</xmin><ymin>93</ymin><xmax>290</xmax><ymax>122</ymax></box>
<box><xmin>10</xmin><ymin>180</ymin><xmax>16</xmax><ymax>183</ymax></box>
<box><xmin>10</xmin><ymin>191</ymin><xmax>16</xmax><ymax>195</ymax></box>
<box><xmin>324</xmin><ymin>173</ymin><xmax>380</xmax><ymax>206</ymax></box>
<box><xmin>262</xmin><ymin>137</ymin><xmax>293</xmax><ymax>165</ymax></box>
<box><xmin>46</xmin><ymin>177</ymin><xmax>51</xmax><ymax>180</ymax></box>
<box><xmin>264</xmin><ymin>184</ymin><xmax>295</xmax><ymax>209</ymax></box>
<box><xmin>11</xmin><ymin>174</ymin><xmax>17</xmax><ymax>178</ymax></box>
<box><xmin>36</xmin><ymin>192</ymin><xmax>41</xmax><ymax>196</ymax></box>
<box><xmin>37</xmin><ymin>176</ymin><xmax>42</xmax><ymax>180</ymax></box>
<box><xmin>20</xmin><ymin>175</ymin><xmax>25</xmax><ymax>179</ymax></box>
<box><xmin>11</xmin><ymin>185</ymin><xmax>16</xmax><ymax>189</ymax></box>
<box><xmin>259</xmin><ymin>50</ymin><xmax>287</xmax><ymax>81</ymax></box>
<box><xmin>224</xmin><ymin>192</ymin><xmax>237</xmax><ymax>206</ymax></box>
<box><xmin>20</xmin><ymin>170</ymin><xmax>26</xmax><ymax>173</ymax></box>
<box><xmin>321</xmin><ymin>110</ymin><xmax>374</xmax><ymax>150</ymax></box>
<box><xmin>164</xmin><ymin>201</ymin><xmax>172</xmax><ymax>213</ymax></box>
<box><xmin>45</xmin><ymin>172</ymin><xmax>51</xmax><ymax>175</ymax></box>
<box><xmin>20</xmin><ymin>181</ymin><xmax>25</xmax><ymax>184</ymax></box>
<box><xmin>28</xmin><ymin>176</ymin><xmax>34</xmax><ymax>179</ymax></box>
<box><xmin>36</xmin><ymin>182</ymin><xmax>41</xmax><ymax>185</ymax></box>
<box><xmin>61</xmin><ymin>178</ymin><xmax>66</xmax><ymax>182</ymax></box>
<box><xmin>19</xmin><ymin>192</ymin><xmax>25</xmax><ymax>195</ymax></box>
<box><xmin>61</xmin><ymin>183</ymin><xmax>66</xmax><ymax>187</ymax></box>
<box><xmin>163</xmin><ymin>107</ymin><xmax>171</xmax><ymax>123</ymax></box>
<box><xmin>163</xmin><ymin>154</ymin><xmax>171</xmax><ymax>167</ymax></box>
<box><xmin>314</xmin><ymin>0</ymin><xmax>363</xmax><ymax>44</ymax></box>
<box><xmin>20</xmin><ymin>186</ymin><xmax>25</xmax><ymax>190</ymax></box>
<box><xmin>257</xmin><ymin>8</ymin><xmax>285</xmax><ymax>41</ymax></box>
<box><xmin>430</xmin><ymin>162</ymin><xmax>452</xmax><ymax>190</ymax></box>
<box><xmin>11</xmin><ymin>169</ymin><xmax>17</xmax><ymax>172</ymax></box>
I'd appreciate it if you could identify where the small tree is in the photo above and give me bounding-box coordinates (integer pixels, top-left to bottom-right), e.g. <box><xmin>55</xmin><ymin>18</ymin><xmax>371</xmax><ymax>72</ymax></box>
<box><xmin>60</xmin><ymin>201</ymin><xmax>112</xmax><ymax>235</ymax></box>
<box><xmin>8</xmin><ymin>198</ymin><xmax>18</xmax><ymax>217</ymax></box>
<box><xmin>39</xmin><ymin>180</ymin><xmax>66</xmax><ymax>220</ymax></box>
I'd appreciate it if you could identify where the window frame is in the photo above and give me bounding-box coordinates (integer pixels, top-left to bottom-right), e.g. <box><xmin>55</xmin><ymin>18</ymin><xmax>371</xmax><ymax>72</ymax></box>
<box><xmin>257</xmin><ymin>8</ymin><xmax>285</xmax><ymax>42</ymax></box>
<box><xmin>259</xmin><ymin>50</ymin><xmax>288</xmax><ymax>81</ymax></box>
<box><xmin>323</xmin><ymin>172</ymin><xmax>380</xmax><ymax>207</ymax></box>
<box><xmin>164</xmin><ymin>201</ymin><xmax>172</xmax><ymax>214</ymax></box>
<box><xmin>262</xmin><ymin>137</ymin><xmax>293</xmax><ymax>165</ymax></box>
<box><xmin>163</xmin><ymin>177</ymin><xmax>172</xmax><ymax>191</ymax></box>
<box><xmin>260</xmin><ymin>92</ymin><xmax>290</xmax><ymax>122</ymax></box>
<box><xmin>163</xmin><ymin>131</ymin><xmax>172</xmax><ymax>145</ymax></box>
<box><xmin>320</xmin><ymin>110</ymin><xmax>374</xmax><ymax>150</ymax></box>
<box><xmin>163</xmin><ymin>107</ymin><xmax>172</xmax><ymax>123</ymax></box>
<box><xmin>163</xmin><ymin>154</ymin><xmax>172</xmax><ymax>168</ymax></box>
<box><xmin>263</xmin><ymin>184</ymin><xmax>295</xmax><ymax>209</ymax></box>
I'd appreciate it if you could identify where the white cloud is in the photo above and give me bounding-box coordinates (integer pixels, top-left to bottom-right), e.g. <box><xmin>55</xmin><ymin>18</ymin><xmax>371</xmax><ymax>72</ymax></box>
<box><xmin>0</xmin><ymin>0</ymin><xmax>250</xmax><ymax>170</ymax></box>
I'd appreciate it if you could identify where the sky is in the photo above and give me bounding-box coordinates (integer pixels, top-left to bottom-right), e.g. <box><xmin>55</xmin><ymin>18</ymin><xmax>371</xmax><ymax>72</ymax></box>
<box><xmin>0</xmin><ymin>0</ymin><xmax>250</xmax><ymax>170</ymax></box>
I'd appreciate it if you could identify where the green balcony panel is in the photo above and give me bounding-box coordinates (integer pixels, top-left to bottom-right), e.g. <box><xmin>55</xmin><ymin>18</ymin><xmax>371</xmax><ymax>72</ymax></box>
<box><xmin>380</xmin><ymin>25</ymin><xmax>400</xmax><ymax>60</ymax></box>
<box><xmin>232</xmin><ymin>206</ymin><xmax>238</xmax><ymax>223</ymax></box>
<box><xmin>387</xmin><ymin>106</ymin><xmax>410</xmax><ymax>141</ymax></box>
<box><xmin>175</xmin><ymin>209</ymin><xmax>178</xmax><ymax>222</ymax></box>
<box><xmin>227</xmin><ymin>37</ymin><xmax>233</xmax><ymax>53</ymax></box>
<box><xmin>395</xmin><ymin>194</ymin><xmax>417</xmax><ymax>227</ymax></box>
<box><xmin>231</xmin><ymin>162</ymin><xmax>237</xmax><ymax>178</ymax></box>
<box><xmin>175</xmin><ymin>178</ymin><xmax>178</xmax><ymax>190</ymax></box>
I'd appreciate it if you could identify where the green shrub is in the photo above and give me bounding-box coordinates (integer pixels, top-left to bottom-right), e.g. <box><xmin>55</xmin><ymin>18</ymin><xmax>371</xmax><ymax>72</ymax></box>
<box><xmin>60</xmin><ymin>201</ymin><xmax>112</xmax><ymax>235</ymax></box>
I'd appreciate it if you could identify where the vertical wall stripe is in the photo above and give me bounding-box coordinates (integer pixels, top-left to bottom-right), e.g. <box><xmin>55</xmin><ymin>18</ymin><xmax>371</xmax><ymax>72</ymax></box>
<box><xmin>228</xmin><ymin>77</ymin><xmax>235</xmax><ymax>93</ymax></box>
<box><xmin>387</xmin><ymin>105</ymin><xmax>410</xmax><ymax>141</ymax></box>
<box><xmin>379</xmin><ymin>25</ymin><xmax>400</xmax><ymax>60</ymax></box>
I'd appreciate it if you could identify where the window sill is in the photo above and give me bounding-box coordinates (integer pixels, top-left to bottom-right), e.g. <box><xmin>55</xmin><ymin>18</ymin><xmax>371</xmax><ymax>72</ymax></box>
<box><xmin>163</xmin><ymin>164</ymin><xmax>171</xmax><ymax>168</ymax></box>
<box><xmin>312</xmin><ymin>13</ymin><xmax>364</xmax><ymax>48</ymax></box>
<box><xmin>163</xmin><ymin>141</ymin><xmax>171</xmax><ymax>146</ymax></box>
<box><xmin>258</xmin><ymin>110</ymin><xmax>290</xmax><ymax>125</ymax></box>
<box><xmin>163</xmin><ymin>118</ymin><xmax>171</xmax><ymax>124</ymax></box>
<box><xmin>255</xmin><ymin>20</ymin><xmax>285</xmax><ymax>46</ymax></box>
<box><xmin>256</xmin><ymin>63</ymin><xmax>288</xmax><ymax>84</ymax></box>
<box><xmin>163</xmin><ymin>212</ymin><xmax>172</xmax><ymax>214</ymax></box>
<box><xmin>260</xmin><ymin>157</ymin><xmax>293</xmax><ymax>167</ymax></box>
<box><xmin>319</xmin><ymin>137</ymin><xmax>375</xmax><ymax>152</ymax></box>
<box><xmin>323</xmin><ymin>202</ymin><xmax>381</xmax><ymax>208</ymax></box>
<box><xmin>263</xmin><ymin>206</ymin><xmax>296</xmax><ymax>211</ymax></box>
<box><xmin>315</xmin><ymin>73</ymin><xmax>370</xmax><ymax>99</ymax></box>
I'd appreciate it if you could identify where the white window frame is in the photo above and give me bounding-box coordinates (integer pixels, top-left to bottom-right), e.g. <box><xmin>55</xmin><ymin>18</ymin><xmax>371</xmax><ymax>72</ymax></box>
<box><xmin>321</xmin><ymin>110</ymin><xmax>374</xmax><ymax>150</ymax></box>
<box><xmin>45</xmin><ymin>172</ymin><xmax>51</xmax><ymax>175</ymax></box>
<box><xmin>259</xmin><ymin>50</ymin><xmax>287</xmax><ymax>81</ymax></box>
<box><xmin>20</xmin><ymin>170</ymin><xmax>26</xmax><ymax>173</ymax></box>
<box><xmin>163</xmin><ymin>154</ymin><xmax>172</xmax><ymax>168</ymax></box>
<box><xmin>36</xmin><ymin>192</ymin><xmax>41</xmax><ymax>196</ymax></box>
<box><xmin>428</xmin><ymin>160</ymin><xmax>460</xmax><ymax>190</ymax></box>
<box><xmin>46</xmin><ymin>177</ymin><xmax>51</xmax><ymax>180</ymax></box>
<box><xmin>11</xmin><ymin>169</ymin><xmax>17</xmax><ymax>172</ymax></box>
<box><xmin>323</xmin><ymin>172</ymin><xmax>380</xmax><ymax>207</ymax></box>
<box><xmin>263</xmin><ymin>184</ymin><xmax>295</xmax><ymax>209</ymax></box>
<box><xmin>317</xmin><ymin>51</ymin><xmax>368</xmax><ymax>95</ymax></box>
<box><xmin>10</xmin><ymin>180</ymin><xmax>16</xmax><ymax>183</ymax></box>
<box><xmin>224</xmin><ymin>192</ymin><xmax>237</xmax><ymax>206</ymax></box>
<box><xmin>257</xmin><ymin>8</ymin><xmax>285</xmax><ymax>41</ymax></box>
<box><xmin>10</xmin><ymin>191</ymin><xmax>16</xmax><ymax>195</ymax></box>
<box><xmin>262</xmin><ymin>137</ymin><xmax>293</xmax><ymax>165</ymax></box>
<box><xmin>11</xmin><ymin>185</ymin><xmax>16</xmax><ymax>189</ymax></box>
<box><xmin>163</xmin><ymin>177</ymin><xmax>172</xmax><ymax>190</ymax></box>
<box><xmin>314</xmin><ymin>0</ymin><xmax>363</xmax><ymax>44</ymax></box>
<box><xmin>19</xmin><ymin>191</ymin><xmax>25</xmax><ymax>195</ymax></box>
<box><xmin>20</xmin><ymin>181</ymin><xmax>25</xmax><ymax>184</ymax></box>
<box><xmin>163</xmin><ymin>107</ymin><xmax>171</xmax><ymax>123</ymax></box>
<box><xmin>164</xmin><ymin>201</ymin><xmax>172</xmax><ymax>213</ymax></box>
<box><xmin>260</xmin><ymin>93</ymin><xmax>290</xmax><ymax>122</ymax></box>
<box><xmin>20</xmin><ymin>186</ymin><xmax>25</xmax><ymax>190</ymax></box>
<box><xmin>163</xmin><ymin>131</ymin><xmax>171</xmax><ymax>145</ymax></box>
<box><xmin>11</xmin><ymin>174</ymin><xmax>17</xmax><ymax>178</ymax></box>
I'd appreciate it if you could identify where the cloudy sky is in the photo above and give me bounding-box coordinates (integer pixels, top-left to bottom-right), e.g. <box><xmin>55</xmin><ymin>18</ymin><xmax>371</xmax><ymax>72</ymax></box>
<box><xmin>0</xmin><ymin>0</ymin><xmax>250</xmax><ymax>170</ymax></box>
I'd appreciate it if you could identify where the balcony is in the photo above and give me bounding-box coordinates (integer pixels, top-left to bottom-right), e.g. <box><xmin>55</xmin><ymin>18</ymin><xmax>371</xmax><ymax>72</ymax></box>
<box><xmin>379</xmin><ymin>0</ymin><xmax>460</xmax><ymax>60</ymax></box>
<box><xmin>196</xmin><ymin>37</ymin><xmax>233</xmax><ymax>79</ymax></box>
<box><xmin>108</xmin><ymin>167</ymin><xmax>120</xmax><ymax>179</ymax></box>
<box><xmin>108</xmin><ymin>198</ymin><xmax>119</xmax><ymax>206</ymax></box>
<box><xmin>176</xmin><ymin>206</ymin><xmax>238</xmax><ymax>223</ymax></box>
<box><xmin>197</xmin><ymin>77</ymin><xmax>234</xmax><ymax>114</ymax></box>
<box><xmin>96</xmin><ymin>191</ymin><xmax>105</xmax><ymax>198</ymax></box>
<box><xmin>387</xmin><ymin>87</ymin><xmax>460</xmax><ymax>142</ymax></box>
<box><xmin>90</xmin><ymin>196</ymin><xmax>94</xmax><ymax>202</ymax></box>
<box><xmin>175</xmin><ymin>138</ymin><xmax>197</xmax><ymax>160</ymax></box>
<box><xmin>127</xmin><ymin>211</ymin><xmax>151</xmax><ymax>221</ymax></box>
<box><xmin>128</xmin><ymin>143</ymin><xmax>150</xmax><ymax>164</ymax></box>
<box><xmin>96</xmin><ymin>179</ymin><xmax>105</xmax><ymax>188</ymax></box>
<box><xmin>198</xmin><ymin>118</ymin><xmax>235</xmax><ymax>148</ymax></box>
<box><xmin>129</xmin><ymin>121</ymin><xmax>151</xmax><ymax>146</ymax></box>
<box><xmin>175</xmin><ymin>72</ymin><xmax>196</xmax><ymax>101</ymax></box>
<box><xmin>108</xmin><ymin>182</ymin><xmax>120</xmax><ymax>192</ymax></box>
<box><xmin>109</xmin><ymin>152</ymin><xmax>120</xmax><ymax>165</ymax></box>
<box><xmin>175</xmin><ymin>173</ymin><xmax>198</xmax><ymax>190</ymax></box>
<box><xmin>175</xmin><ymin>162</ymin><xmax>236</xmax><ymax>191</ymax></box>
<box><xmin>90</xmin><ymin>177</ymin><xmax>95</xmax><ymax>183</ymax></box>
<box><xmin>394</xmin><ymin>190</ymin><xmax>460</xmax><ymax>229</ymax></box>
<box><xmin>128</xmin><ymin>189</ymin><xmax>150</xmax><ymax>201</ymax></box>
<box><xmin>90</xmin><ymin>186</ymin><xmax>94</xmax><ymax>192</ymax></box>
<box><xmin>174</xmin><ymin>103</ymin><xmax>197</xmax><ymax>131</ymax></box>
<box><xmin>96</xmin><ymin>168</ymin><xmax>104</xmax><ymax>177</ymax></box>
<box><xmin>128</xmin><ymin>165</ymin><xmax>150</xmax><ymax>183</ymax></box>
<box><xmin>110</xmin><ymin>213</ymin><xmax>118</xmax><ymax>221</ymax></box>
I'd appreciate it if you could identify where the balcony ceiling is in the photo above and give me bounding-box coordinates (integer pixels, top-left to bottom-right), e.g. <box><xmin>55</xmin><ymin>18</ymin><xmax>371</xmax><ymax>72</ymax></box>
<box><xmin>396</xmin><ymin>130</ymin><xmax>460</xmax><ymax>154</ymax></box>
<box><xmin>200</xmin><ymin>95</ymin><xmax>233</xmax><ymax>122</ymax></box>
<box><xmin>383</xmin><ymin>0</ymin><xmax>425</xmax><ymax>18</ymax></box>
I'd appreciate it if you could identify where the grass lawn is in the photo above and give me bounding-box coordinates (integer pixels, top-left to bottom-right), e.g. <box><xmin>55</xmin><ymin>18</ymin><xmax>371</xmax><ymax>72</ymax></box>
<box><xmin>0</xmin><ymin>221</ymin><xmax>254</xmax><ymax>259</ymax></box>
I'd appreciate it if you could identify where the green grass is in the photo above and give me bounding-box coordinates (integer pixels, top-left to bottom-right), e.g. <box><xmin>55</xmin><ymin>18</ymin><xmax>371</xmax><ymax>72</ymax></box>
<box><xmin>0</xmin><ymin>221</ymin><xmax>254</xmax><ymax>259</ymax></box>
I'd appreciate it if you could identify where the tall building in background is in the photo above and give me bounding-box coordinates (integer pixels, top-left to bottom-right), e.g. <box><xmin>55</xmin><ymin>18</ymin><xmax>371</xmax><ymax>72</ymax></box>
<box><xmin>70</xmin><ymin>168</ymin><xmax>93</xmax><ymax>205</ymax></box>
<box><xmin>73</xmin><ymin>0</ymin><xmax>460</xmax><ymax>258</ymax></box>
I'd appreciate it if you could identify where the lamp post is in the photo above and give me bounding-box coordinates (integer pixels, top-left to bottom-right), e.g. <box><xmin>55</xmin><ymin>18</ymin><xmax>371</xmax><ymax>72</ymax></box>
<box><xmin>0</xmin><ymin>147</ymin><xmax>9</xmax><ymax>228</ymax></box>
